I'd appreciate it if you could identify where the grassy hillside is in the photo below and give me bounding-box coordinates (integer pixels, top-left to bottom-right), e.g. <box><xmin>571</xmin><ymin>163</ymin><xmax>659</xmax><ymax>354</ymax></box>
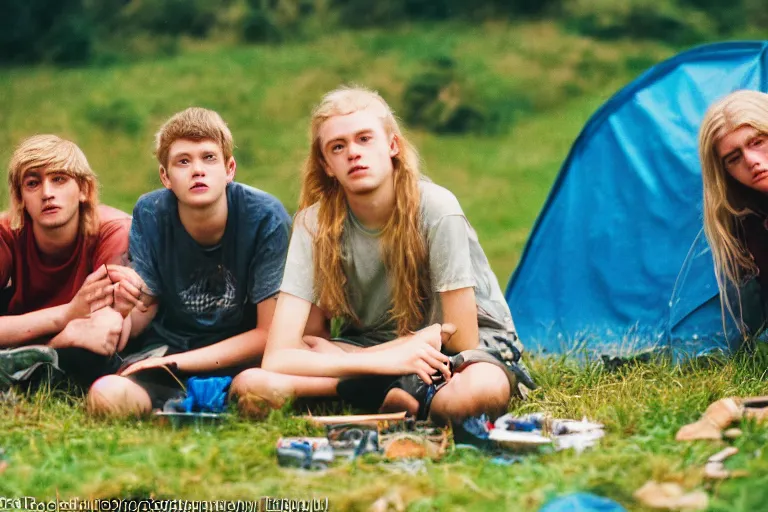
<box><xmin>0</xmin><ymin>20</ymin><xmax>674</xmax><ymax>283</ymax></box>
<box><xmin>7</xmin><ymin>21</ymin><xmax>765</xmax><ymax>512</ymax></box>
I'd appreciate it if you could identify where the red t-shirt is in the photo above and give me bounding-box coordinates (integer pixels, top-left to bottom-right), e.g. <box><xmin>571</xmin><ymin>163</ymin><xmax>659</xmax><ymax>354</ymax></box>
<box><xmin>0</xmin><ymin>205</ymin><xmax>131</xmax><ymax>315</ymax></box>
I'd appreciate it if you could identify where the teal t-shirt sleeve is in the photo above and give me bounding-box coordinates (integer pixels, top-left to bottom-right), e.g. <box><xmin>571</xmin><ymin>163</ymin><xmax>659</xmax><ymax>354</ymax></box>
<box><xmin>128</xmin><ymin>198</ymin><xmax>161</xmax><ymax>297</ymax></box>
<box><xmin>247</xmin><ymin>213</ymin><xmax>291</xmax><ymax>305</ymax></box>
<box><xmin>428</xmin><ymin>214</ymin><xmax>476</xmax><ymax>293</ymax></box>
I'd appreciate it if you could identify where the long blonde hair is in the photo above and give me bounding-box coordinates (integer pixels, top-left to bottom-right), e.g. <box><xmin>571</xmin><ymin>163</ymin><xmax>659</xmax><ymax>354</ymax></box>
<box><xmin>7</xmin><ymin>134</ymin><xmax>99</xmax><ymax>236</ymax></box>
<box><xmin>700</xmin><ymin>89</ymin><xmax>768</xmax><ymax>331</ymax></box>
<box><xmin>299</xmin><ymin>86</ymin><xmax>430</xmax><ymax>335</ymax></box>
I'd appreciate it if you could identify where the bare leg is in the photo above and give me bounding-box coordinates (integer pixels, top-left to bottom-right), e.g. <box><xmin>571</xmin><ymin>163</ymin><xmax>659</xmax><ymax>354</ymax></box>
<box><xmin>378</xmin><ymin>323</ymin><xmax>459</xmax><ymax>416</ymax></box>
<box><xmin>230</xmin><ymin>368</ymin><xmax>339</xmax><ymax>419</ymax></box>
<box><xmin>430</xmin><ymin>363</ymin><xmax>510</xmax><ymax>423</ymax></box>
<box><xmin>234</xmin><ymin>322</ymin><xmax>460</xmax><ymax>419</ymax></box>
<box><xmin>87</xmin><ymin>375</ymin><xmax>153</xmax><ymax>418</ymax></box>
<box><xmin>379</xmin><ymin>388</ymin><xmax>419</xmax><ymax>416</ymax></box>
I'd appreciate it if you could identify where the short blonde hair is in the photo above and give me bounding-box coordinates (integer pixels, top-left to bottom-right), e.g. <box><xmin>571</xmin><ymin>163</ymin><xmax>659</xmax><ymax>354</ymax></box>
<box><xmin>154</xmin><ymin>107</ymin><xmax>234</xmax><ymax>168</ymax></box>
<box><xmin>7</xmin><ymin>134</ymin><xmax>99</xmax><ymax>235</ymax></box>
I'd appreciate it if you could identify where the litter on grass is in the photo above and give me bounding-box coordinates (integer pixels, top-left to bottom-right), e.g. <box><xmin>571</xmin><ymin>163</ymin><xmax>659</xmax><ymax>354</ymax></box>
<box><xmin>633</xmin><ymin>481</ymin><xmax>708</xmax><ymax>511</ymax></box>
<box><xmin>539</xmin><ymin>492</ymin><xmax>626</xmax><ymax>512</ymax></box>
<box><xmin>489</xmin><ymin>413</ymin><xmax>605</xmax><ymax>453</ymax></box>
<box><xmin>277</xmin><ymin>413</ymin><xmax>449</xmax><ymax>469</ymax></box>
<box><xmin>702</xmin><ymin>446</ymin><xmax>748</xmax><ymax>480</ymax></box>
<box><xmin>676</xmin><ymin>395</ymin><xmax>768</xmax><ymax>441</ymax></box>
<box><xmin>277</xmin><ymin>411</ymin><xmax>605</xmax><ymax>469</ymax></box>
<box><xmin>153</xmin><ymin>376</ymin><xmax>233</xmax><ymax>427</ymax></box>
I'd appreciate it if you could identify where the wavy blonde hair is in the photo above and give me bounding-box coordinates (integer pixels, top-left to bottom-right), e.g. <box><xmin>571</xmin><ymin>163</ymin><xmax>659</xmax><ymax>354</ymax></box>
<box><xmin>700</xmin><ymin>89</ymin><xmax>768</xmax><ymax>331</ymax></box>
<box><xmin>299</xmin><ymin>86</ymin><xmax>430</xmax><ymax>335</ymax></box>
<box><xmin>7</xmin><ymin>134</ymin><xmax>99</xmax><ymax>236</ymax></box>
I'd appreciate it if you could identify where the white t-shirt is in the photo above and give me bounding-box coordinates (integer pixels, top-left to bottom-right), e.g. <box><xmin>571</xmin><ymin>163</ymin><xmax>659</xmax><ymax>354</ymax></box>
<box><xmin>280</xmin><ymin>181</ymin><xmax>518</xmax><ymax>348</ymax></box>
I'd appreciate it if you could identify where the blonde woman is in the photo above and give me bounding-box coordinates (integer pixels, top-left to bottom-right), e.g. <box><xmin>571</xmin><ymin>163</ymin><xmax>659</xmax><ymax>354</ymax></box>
<box><xmin>700</xmin><ymin>89</ymin><xmax>768</xmax><ymax>330</ymax></box>
<box><xmin>232</xmin><ymin>87</ymin><xmax>531</xmax><ymax>423</ymax></box>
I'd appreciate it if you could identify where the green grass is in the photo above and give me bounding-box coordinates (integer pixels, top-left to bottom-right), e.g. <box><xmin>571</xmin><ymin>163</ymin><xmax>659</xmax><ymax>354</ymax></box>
<box><xmin>1</xmin><ymin>19</ymin><xmax>761</xmax><ymax>512</ymax></box>
<box><xmin>2</xmin><ymin>354</ymin><xmax>768</xmax><ymax>511</ymax></box>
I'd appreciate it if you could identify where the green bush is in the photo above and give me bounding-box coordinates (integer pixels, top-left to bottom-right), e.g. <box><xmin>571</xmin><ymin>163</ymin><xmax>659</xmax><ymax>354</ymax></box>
<box><xmin>0</xmin><ymin>0</ymin><xmax>94</xmax><ymax>65</ymax></box>
<box><xmin>242</xmin><ymin>6</ymin><xmax>285</xmax><ymax>42</ymax></box>
<box><xmin>563</xmin><ymin>0</ymin><xmax>715</xmax><ymax>44</ymax></box>
<box><xmin>242</xmin><ymin>0</ymin><xmax>319</xmax><ymax>42</ymax></box>
<box><xmin>333</xmin><ymin>0</ymin><xmax>404</xmax><ymax>26</ymax></box>
<box><xmin>120</xmin><ymin>0</ymin><xmax>225</xmax><ymax>38</ymax></box>
<box><xmin>488</xmin><ymin>0</ymin><xmax>565</xmax><ymax>17</ymax></box>
<box><xmin>402</xmin><ymin>58</ymin><xmax>493</xmax><ymax>135</ymax></box>
<box><xmin>678</xmin><ymin>0</ymin><xmax>768</xmax><ymax>34</ymax></box>
<box><xmin>84</xmin><ymin>98</ymin><xmax>145</xmax><ymax>135</ymax></box>
<box><xmin>332</xmin><ymin>0</ymin><xmax>564</xmax><ymax>26</ymax></box>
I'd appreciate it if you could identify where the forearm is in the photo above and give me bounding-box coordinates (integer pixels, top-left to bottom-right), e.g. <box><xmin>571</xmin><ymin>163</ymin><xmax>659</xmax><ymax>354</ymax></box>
<box><xmin>443</xmin><ymin>327</ymin><xmax>479</xmax><ymax>354</ymax></box>
<box><xmin>128</xmin><ymin>304</ymin><xmax>157</xmax><ymax>339</ymax></box>
<box><xmin>128</xmin><ymin>309</ymin><xmax>153</xmax><ymax>339</ymax></box>
<box><xmin>171</xmin><ymin>327</ymin><xmax>269</xmax><ymax>373</ymax></box>
<box><xmin>441</xmin><ymin>288</ymin><xmax>481</xmax><ymax>354</ymax></box>
<box><xmin>263</xmin><ymin>344</ymin><xmax>394</xmax><ymax>377</ymax></box>
<box><xmin>0</xmin><ymin>304</ymin><xmax>71</xmax><ymax>347</ymax></box>
<box><xmin>362</xmin><ymin>333</ymin><xmax>415</xmax><ymax>353</ymax></box>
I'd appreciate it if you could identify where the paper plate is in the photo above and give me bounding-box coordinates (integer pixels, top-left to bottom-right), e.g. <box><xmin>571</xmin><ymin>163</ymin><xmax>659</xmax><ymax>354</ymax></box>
<box><xmin>488</xmin><ymin>430</ymin><xmax>552</xmax><ymax>450</ymax></box>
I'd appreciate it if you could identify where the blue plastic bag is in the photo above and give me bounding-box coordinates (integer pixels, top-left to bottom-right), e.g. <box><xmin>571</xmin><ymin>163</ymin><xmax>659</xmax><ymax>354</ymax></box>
<box><xmin>181</xmin><ymin>376</ymin><xmax>232</xmax><ymax>413</ymax></box>
<box><xmin>539</xmin><ymin>493</ymin><xmax>626</xmax><ymax>512</ymax></box>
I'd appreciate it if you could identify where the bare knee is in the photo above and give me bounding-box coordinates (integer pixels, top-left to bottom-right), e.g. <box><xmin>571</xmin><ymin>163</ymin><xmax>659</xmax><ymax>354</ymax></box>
<box><xmin>230</xmin><ymin>368</ymin><xmax>294</xmax><ymax>419</ymax></box>
<box><xmin>430</xmin><ymin>363</ymin><xmax>511</xmax><ymax>422</ymax></box>
<box><xmin>380</xmin><ymin>388</ymin><xmax>419</xmax><ymax>416</ymax></box>
<box><xmin>87</xmin><ymin>375</ymin><xmax>151</xmax><ymax>418</ymax></box>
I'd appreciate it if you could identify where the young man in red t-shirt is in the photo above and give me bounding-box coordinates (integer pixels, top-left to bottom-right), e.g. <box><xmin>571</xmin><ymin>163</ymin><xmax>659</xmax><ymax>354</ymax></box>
<box><xmin>0</xmin><ymin>134</ymin><xmax>131</xmax><ymax>388</ymax></box>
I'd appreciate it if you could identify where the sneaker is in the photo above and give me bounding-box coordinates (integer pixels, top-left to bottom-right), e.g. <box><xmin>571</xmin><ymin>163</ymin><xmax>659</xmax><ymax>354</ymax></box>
<box><xmin>0</xmin><ymin>345</ymin><xmax>59</xmax><ymax>389</ymax></box>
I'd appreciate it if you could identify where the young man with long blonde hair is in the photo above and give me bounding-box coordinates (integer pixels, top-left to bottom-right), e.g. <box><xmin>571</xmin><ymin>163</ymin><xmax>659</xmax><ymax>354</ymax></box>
<box><xmin>86</xmin><ymin>107</ymin><xmax>291</xmax><ymax>417</ymax></box>
<box><xmin>700</xmin><ymin>89</ymin><xmax>768</xmax><ymax>332</ymax></box>
<box><xmin>232</xmin><ymin>87</ymin><xmax>532</xmax><ymax>423</ymax></box>
<box><xmin>0</xmin><ymin>134</ymin><xmax>131</xmax><ymax>388</ymax></box>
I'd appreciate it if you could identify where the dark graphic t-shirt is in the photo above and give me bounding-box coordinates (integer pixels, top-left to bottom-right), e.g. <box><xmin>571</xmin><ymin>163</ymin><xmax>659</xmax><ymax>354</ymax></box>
<box><xmin>129</xmin><ymin>182</ymin><xmax>291</xmax><ymax>351</ymax></box>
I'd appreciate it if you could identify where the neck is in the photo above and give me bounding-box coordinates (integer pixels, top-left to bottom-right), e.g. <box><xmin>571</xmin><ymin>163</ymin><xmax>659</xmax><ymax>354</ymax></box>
<box><xmin>32</xmin><ymin>216</ymin><xmax>80</xmax><ymax>263</ymax></box>
<box><xmin>178</xmin><ymin>194</ymin><xmax>229</xmax><ymax>246</ymax></box>
<box><xmin>345</xmin><ymin>178</ymin><xmax>396</xmax><ymax>231</ymax></box>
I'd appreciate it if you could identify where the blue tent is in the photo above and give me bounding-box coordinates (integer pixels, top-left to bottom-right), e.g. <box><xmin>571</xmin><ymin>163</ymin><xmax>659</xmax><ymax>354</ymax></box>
<box><xmin>505</xmin><ymin>41</ymin><xmax>768</xmax><ymax>358</ymax></box>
